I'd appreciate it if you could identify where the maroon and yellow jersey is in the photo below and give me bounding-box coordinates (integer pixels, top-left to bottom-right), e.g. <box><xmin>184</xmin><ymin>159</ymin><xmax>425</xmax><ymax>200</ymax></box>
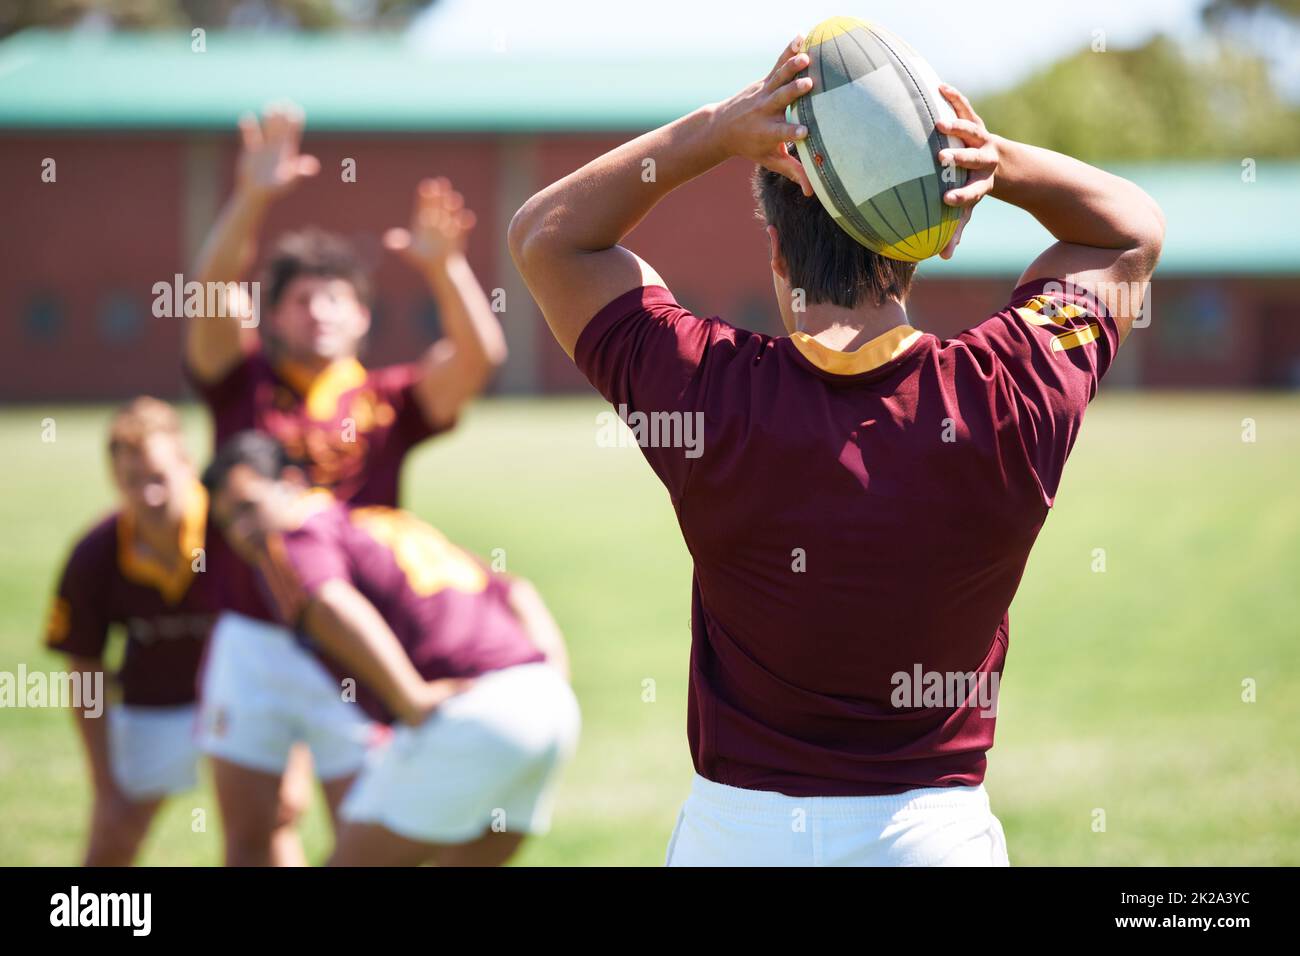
<box><xmin>187</xmin><ymin>348</ymin><xmax>447</xmax><ymax>621</ymax></box>
<box><xmin>43</xmin><ymin>484</ymin><xmax>218</xmax><ymax>707</ymax></box>
<box><xmin>257</xmin><ymin>495</ymin><xmax>544</xmax><ymax>724</ymax></box>
<box><xmin>575</xmin><ymin>278</ymin><xmax>1118</xmax><ymax>797</ymax></box>
<box><xmin>188</xmin><ymin>349</ymin><xmax>444</xmax><ymax>506</ymax></box>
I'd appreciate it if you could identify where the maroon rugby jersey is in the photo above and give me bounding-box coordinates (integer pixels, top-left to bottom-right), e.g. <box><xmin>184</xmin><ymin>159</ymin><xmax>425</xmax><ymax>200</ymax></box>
<box><xmin>575</xmin><ymin>278</ymin><xmax>1117</xmax><ymax>797</ymax></box>
<box><xmin>44</xmin><ymin>485</ymin><xmax>218</xmax><ymax>707</ymax></box>
<box><xmin>256</xmin><ymin>495</ymin><xmax>544</xmax><ymax>724</ymax></box>
<box><xmin>186</xmin><ymin>348</ymin><xmax>447</xmax><ymax>621</ymax></box>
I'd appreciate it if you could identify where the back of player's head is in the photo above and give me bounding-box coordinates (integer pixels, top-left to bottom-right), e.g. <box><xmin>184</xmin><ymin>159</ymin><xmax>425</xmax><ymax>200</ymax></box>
<box><xmin>108</xmin><ymin>396</ymin><xmax>185</xmax><ymax>459</ymax></box>
<box><xmin>262</xmin><ymin>227</ymin><xmax>372</xmax><ymax>309</ymax></box>
<box><xmin>753</xmin><ymin>153</ymin><xmax>916</xmax><ymax>308</ymax></box>
<box><xmin>202</xmin><ymin>430</ymin><xmax>294</xmax><ymax>495</ymax></box>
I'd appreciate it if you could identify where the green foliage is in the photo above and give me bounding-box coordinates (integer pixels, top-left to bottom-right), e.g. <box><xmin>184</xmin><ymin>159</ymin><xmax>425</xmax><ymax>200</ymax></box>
<box><xmin>0</xmin><ymin>0</ymin><xmax>432</xmax><ymax>36</ymax></box>
<box><xmin>978</xmin><ymin>34</ymin><xmax>1300</xmax><ymax>161</ymax></box>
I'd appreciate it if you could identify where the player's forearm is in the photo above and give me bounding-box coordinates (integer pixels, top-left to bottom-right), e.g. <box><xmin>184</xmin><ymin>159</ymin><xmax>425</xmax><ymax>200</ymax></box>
<box><xmin>67</xmin><ymin>660</ymin><xmax>114</xmax><ymax>790</ymax></box>
<box><xmin>422</xmin><ymin>252</ymin><xmax>508</xmax><ymax>374</ymax></box>
<box><xmin>305</xmin><ymin>583</ymin><xmax>428</xmax><ymax>724</ymax></box>
<box><xmin>511</xmin><ymin>106</ymin><xmax>728</xmax><ymax>258</ymax></box>
<box><xmin>507</xmin><ymin>579</ymin><xmax>570</xmax><ymax>681</ymax></box>
<box><xmin>990</xmin><ymin>137</ymin><xmax>1165</xmax><ymax>254</ymax></box>
<box><xmin>193</xmin><ymin>188</ymin><xmax>271</xmax><ymax>285</ymax></box>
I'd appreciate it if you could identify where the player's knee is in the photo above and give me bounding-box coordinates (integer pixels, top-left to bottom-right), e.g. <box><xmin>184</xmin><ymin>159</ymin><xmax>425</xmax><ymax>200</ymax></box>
<box><xmin>219</xmin><ymin>806</ymin><xmax>281</xmax><ymax>866</ymax></box>
<box><xmin>275</xmin><ymin>791</ymin><xmax>307</xmax><ymax>829</ymax></box>
<box><xmin>85</xmin><ymin>802</ymin><xmax>154</xmax><ymax>866</ymax></box>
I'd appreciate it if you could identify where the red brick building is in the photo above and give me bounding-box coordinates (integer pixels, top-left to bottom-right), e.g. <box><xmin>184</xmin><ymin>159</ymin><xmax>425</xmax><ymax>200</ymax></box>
<box><xmin>2</xmin><ymin>31</ymin><xmax>1297</xmax><ymax>400</ymax></box>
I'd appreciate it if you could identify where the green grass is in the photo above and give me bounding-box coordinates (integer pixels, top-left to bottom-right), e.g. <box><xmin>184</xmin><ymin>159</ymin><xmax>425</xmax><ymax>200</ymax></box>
<box><xmin>0</xmin><ymin>394</ymin><xmax>1297</xmax><ymax>866</ymax></box>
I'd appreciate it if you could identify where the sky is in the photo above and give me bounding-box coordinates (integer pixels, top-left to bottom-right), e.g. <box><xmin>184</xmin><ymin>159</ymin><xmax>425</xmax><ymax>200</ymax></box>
<box><xmin>408</xmin><ymin>0</ymin><xmax>1209</xmax><ymax>96</ymax></box>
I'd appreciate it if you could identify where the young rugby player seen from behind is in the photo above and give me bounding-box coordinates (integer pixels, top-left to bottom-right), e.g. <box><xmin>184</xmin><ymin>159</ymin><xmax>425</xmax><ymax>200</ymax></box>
<box><xmin>203</xmin><ymin>432</ymin><xmax>579</xmax><ymax>867</ymax></box>
<box><xmin>510</xmin><ymin>37</ymin><xmax>1164</xmax><ymax>865</ymax></box>
<box><xmin>44</xmin><ymin>399</ymin><xmax>218</xmax><ymax>866</ymax></box>
<box><xmin>185</xmin><ymin>104</ymin><xmax>508</xmax><ymax>866</ymax></box>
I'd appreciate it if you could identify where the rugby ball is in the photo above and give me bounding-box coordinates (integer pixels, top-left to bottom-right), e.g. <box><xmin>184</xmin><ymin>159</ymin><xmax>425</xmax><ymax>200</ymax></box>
<box><xmin>789</xmin><ymin>16</ymin><xmax>965</xmax><ymax>262</ymax></box>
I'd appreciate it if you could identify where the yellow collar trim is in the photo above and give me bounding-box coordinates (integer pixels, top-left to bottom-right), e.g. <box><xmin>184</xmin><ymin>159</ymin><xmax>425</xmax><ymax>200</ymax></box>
<box><xmin>117</xmin><ymin>481</ymin><xmax>208</xmax><ymax>605</ymax></box>
<box><xmin>790</xmin><ymin>326</ymin><xmax>922</xmax><ymax>376</ymax></box>
<box><xmin>275</xmin><ymin>357</ymin><xmax>368</xmax><ymax>421</ymax></box>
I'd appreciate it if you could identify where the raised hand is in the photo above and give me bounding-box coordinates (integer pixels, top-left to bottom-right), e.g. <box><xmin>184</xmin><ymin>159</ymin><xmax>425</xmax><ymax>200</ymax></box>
<box><xmin>713</xmin><ymin>35</ymin><xmax>815</xmax><ymax>196</ymax></box>
<box><xmin>935</xmin><ymin>84</ymin><xmax>1000</xmax><ymax>259</ymax></box>
<box><xmin>384</xmin><ymin>177</ymin><xmax>477</xmax><ymax>273</ymax></box>
<box><xmin>235</xmin><ymin>102</ymin><xmax>320</xmax><ymax>201</ymax></box>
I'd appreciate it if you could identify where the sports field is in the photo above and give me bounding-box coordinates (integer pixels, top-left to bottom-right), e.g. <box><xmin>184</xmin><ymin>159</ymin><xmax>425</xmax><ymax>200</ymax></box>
<box><xmin>0</xmin><ymin>393</ymin><xmax>1297</xmax><ymax>866</ymax></box>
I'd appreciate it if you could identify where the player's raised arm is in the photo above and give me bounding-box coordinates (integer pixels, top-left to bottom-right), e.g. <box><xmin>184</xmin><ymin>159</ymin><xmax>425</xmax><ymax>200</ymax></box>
<box><xmin>935</xmin><ymin>85</ymin><xmax>1165</xmax><ymax>342</ymax></box>
<box><xmin>186</xmin><ymin>103</ymin><xmax>320</xmax><ymax>383</ymax></box>
<box><xmin>302</xmin><ymin>579</ymin><xmax>473</xmax><ymax>727</ymax></box>
<box><xmin>384</xmin><ymin>178</ymin><xmax>508</xmax><ymax>430</ymax></box>
<box><xmin>508</xmin><ymin>37</ymin><xmax>815</xmax><ymax>358</ymax></box>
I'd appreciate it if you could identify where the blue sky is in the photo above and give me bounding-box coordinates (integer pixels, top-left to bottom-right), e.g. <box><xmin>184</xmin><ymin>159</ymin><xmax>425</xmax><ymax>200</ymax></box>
<box><xmin>408</xmin><ymin>0</ymin><xmax>1208</xmax><ymax>95</ymax></box>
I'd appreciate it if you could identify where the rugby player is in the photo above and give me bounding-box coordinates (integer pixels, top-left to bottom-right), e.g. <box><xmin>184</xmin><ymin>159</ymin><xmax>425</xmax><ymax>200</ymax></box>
<box><xmin>202</xmin><ymin>431</ymin><xmax>579</xmax><ymax>867</ymax></box>
<box><xmin>186</xmin><ymin>103</ymin><xmax>508</xmax><ymax>865</ymax></box>
<box><xmin>509</xmin><ymin>37</ymin><xmax>1164</xmax><ymax>865</ymax></box>
<box><xmin>44</xmin><ymin>398</ymin><xmax>217</xmax><ymax>866</ymax></box>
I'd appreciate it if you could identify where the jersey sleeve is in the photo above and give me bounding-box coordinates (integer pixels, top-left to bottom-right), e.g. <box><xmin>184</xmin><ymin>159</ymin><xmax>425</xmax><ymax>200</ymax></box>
<box><xmin>956</xmin><ymin>277</ymin><xmax>1120</xmax><ymax>505</ymax></box>
<box><xmin>258</xmin><ymin>520</ymin><xmax>352</xmax><ymax>627</ymax></box>
<box><xmin>44</xmin><ymin>532</ymin><xmax>113</xmax><ymax>659</ymax></box>
<box><xmin>573</xmin><ymin>285</ymin><xmax>720</xmax><ymax>499</ymax></box>
<box><xmin>366</xmin><ymin>362</ymin><xmax>448</xmax><ymax>448</ymax></box>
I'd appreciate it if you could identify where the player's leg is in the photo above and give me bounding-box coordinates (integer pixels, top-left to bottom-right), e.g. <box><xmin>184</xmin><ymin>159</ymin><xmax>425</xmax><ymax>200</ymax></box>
<box><xmin>83</xmin><ymin>793</ymin><xmax>164</xmax><ymax>867</ymax></box>
<box><xmin>299</xmin><ymin>640</ymin><xmax>376</xmax><ymax>842</ymax></box>
<box><xmin>83</xmin><ymin>703</ymin><xmax>202</xmax><ymax>866</ymax></box>
<box><xmin>198</xmin><ymin>613</ymin><xmax>302</xmax><ymax>866</ymax></box>
<box><xmin>212</xmin><ymin>757</ymin><xmax>301</xmax><ymax>867</ymax></box>
<box><xmin>268</xmin><ymin>744</ymin><xmax>316</xmax><ymax>867</ymax></box>
<box><xmin>327</xmin><ymin>821</ymin><xmax>525</xmax><ymax>867</ymax></box>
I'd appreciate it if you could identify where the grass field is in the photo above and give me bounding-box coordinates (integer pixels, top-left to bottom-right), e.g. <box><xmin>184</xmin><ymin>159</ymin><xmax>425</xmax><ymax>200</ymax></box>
<box><xmin>0</xmin><ymin>393</ymin><xmax>1297</xmax><ymax>866</ymax></box>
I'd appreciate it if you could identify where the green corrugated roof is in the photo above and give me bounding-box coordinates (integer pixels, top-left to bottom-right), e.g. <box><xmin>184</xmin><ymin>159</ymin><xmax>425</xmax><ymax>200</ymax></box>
<box><xmin>0</xmin><ymin>29</ymin><xmax>760</xmax><ymax>132</ymax></box>
<box><xmin>919</xmin><ymin>162</ymin><xmax>1300</xmax><ymax>278</ymax></box>
<box><xmin>1</xmin><ymin>30</ymin><xmax>1297</xmax><ymax>275</ymax></box>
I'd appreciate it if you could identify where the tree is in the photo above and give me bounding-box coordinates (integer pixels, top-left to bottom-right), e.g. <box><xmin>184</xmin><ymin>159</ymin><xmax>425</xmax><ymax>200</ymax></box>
<box><xmin>977</xmin><ymin>34</ymin><xmax>1300</xmax><ymax>161</ymax></box>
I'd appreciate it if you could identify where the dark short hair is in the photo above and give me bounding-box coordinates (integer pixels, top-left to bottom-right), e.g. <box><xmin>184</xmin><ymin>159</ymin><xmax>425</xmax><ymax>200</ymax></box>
<box><xmin>262</xmin><ymin>228</ymin><xmax>371</xmax><ymax>309</ymax></box>
<box><xmin>753</xmin><ymin>155</ymin><xmax>916</xmax><ymax>309</ymax></box>
<box><xmin>201</xmin><ymin>430</ymin><xmax>295</xmax><ymax>496</ymax></box>
<box><xmin>108</xmin><ymin>396</ymin><xmax>185</xmax><ymax>459</ymax></box>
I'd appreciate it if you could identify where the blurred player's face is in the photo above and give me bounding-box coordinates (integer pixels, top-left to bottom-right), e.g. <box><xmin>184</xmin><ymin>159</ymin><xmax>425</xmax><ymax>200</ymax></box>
<box><xmin>270</xmin><ymin>275</ymin><xmax>370</xmax><ymax>365</ymax></box>
<box><xmin>110</xmin><ymin>435</ymin><xmax>194</xmax><ymax>529</ymax></box>
<box><xmin>211</xmin><ymin>465</ymin><xmax>301</xmax><ymax>565</ymax></box>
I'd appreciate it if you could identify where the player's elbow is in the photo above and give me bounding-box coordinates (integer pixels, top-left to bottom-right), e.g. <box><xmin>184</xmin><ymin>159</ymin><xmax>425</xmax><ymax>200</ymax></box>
<box><xmin>1127</xmin><ymin>188</ymin><xmax>1166</xmax><ymax>265</ymax></box>
<box><xmin>507</xmin><ymin>199</ymin><xmax>545</xmax><ymax>273</ymax></box>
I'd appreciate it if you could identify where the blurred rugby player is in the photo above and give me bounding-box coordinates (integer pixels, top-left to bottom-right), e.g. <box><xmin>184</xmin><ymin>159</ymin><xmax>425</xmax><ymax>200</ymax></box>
<box><xmin>204</xmin><ymin>432</ymin><xmax>578</xmax><ymax>867</ymax></box>
<box><xmin>44</xmin><ymin>398</ymin><xmax>217</xmax><ymax>865</ymax></box>
<box><xmin>186</xmin><ymin>103</ymin><xmax>507</xmax><ymax>865</ymax></box>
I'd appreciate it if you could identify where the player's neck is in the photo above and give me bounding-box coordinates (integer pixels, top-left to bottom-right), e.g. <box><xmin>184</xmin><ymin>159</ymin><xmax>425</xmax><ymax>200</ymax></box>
<box><xmin>796</xmin><ymin>298</ymin><xmax>910</xmax><ymax>352</ymax></box>
<box><xmin>130</xmin><ymin>510</ymin><xmax>184</xmax><ymax>564</ymax></box>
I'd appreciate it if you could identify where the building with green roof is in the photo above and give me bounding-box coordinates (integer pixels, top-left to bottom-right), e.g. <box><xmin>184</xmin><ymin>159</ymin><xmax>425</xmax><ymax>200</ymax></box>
<box><xmin>2</xmin><ymin>30</ymin><xmax>1297</xmax><ymax>398</ymax></box>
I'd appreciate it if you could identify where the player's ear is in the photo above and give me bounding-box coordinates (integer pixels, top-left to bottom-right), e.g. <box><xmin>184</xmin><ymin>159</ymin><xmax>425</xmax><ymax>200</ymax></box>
<box><xmin>766</xmin><ymin>225</ymin><xmax>790</xmax><ymax>281</ymax></box>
